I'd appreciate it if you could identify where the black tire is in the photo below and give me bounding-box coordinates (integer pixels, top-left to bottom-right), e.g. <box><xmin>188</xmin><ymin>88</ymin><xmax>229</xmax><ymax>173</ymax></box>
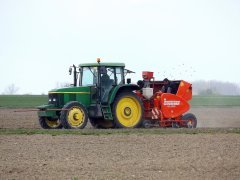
<box><xmin>89</xmin><ymin>118</ymin><xmax>115</xmax><ymax>129</ymax></box>
<box><xmin>181</xmin><ymin>113</ymin><xmax>197</xmax><ymax>128</ymax></box>
<box><xmin>113</xmin><ymin>92</ymin><xmax>144</xmax><ymax>128</ymax></box>
<box><xmin>39</xmin><ymin>117</ymin><xmax>62</xmax><ymax>129</ymax></box>
<box><xmin>142</xmin><ymin>120</ymin><xmax>152</xmax><ymax>128</ymax></box>
<box><xmin>60</xmin><ymin>101</ymin><xmax>88</xmax><ymax>129</ymax></box>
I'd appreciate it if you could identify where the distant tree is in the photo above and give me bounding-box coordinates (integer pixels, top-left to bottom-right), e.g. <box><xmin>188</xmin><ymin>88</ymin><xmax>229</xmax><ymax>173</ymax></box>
<box><xmin>4</xmin><ymin>84</ymin><xmax>19</xmax><ymax>95</ymax></box>
<box><xmin>198</xmin><ymin>89</ymin><xmax>219</xmax><ymax>96</ymax></box>
<box><xmin>193</xmin><ymin>80</ymin><xmax>240</xmax><ymax>95</ymax></box>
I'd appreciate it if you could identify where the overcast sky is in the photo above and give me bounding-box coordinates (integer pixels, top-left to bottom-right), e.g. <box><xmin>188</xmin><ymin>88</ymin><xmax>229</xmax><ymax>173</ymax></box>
<box><xmin>0</xmin><ymin>0</ymin><xmax>240</xmax><ymax>94</ymax></box>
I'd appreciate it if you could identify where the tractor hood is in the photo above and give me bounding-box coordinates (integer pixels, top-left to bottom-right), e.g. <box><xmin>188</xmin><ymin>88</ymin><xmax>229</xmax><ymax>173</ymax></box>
<box><xmin>47</xmin><ymin>86</ymin><xmax>92</xmax><ymax>107</ymax></box>
<box><xmin>48</xmin><ymin>86</ymin><xmax>91</xmax><ymax>95</ymax></box>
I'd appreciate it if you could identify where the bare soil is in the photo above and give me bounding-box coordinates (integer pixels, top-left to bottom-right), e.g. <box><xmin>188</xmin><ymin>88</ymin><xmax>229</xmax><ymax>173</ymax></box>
<box><xmin>0</xmin><ymin>134</ymin><xmax>239</xmax><ymax>180</ymax></box>
<box><xmin>190</xmin><ymin>107</ymin><xmax>240</xmax><ymax>128</ymax></box>
<box><xmin>0</xmin><ymin>108</ymin><xmax>240</xmax><ymax>180</ymax></box>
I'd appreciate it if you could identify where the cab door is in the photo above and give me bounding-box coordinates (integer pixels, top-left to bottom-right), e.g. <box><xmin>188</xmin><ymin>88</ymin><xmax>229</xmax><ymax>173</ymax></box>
<box><xmin>80</xmin><ymin>66</ymin><xmax>99</xmax><ymax>104</ymax></box>
<box><xmin>100</xmin><ymin>67</ymin><xmax>124</xmax><ymax>103</ymax></box>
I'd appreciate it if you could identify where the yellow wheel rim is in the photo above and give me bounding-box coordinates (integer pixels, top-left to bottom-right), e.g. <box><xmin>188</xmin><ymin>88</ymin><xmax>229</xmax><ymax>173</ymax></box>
<box><xmin>116</xmin><ymin>96</ymin><xmax>142</xmax><ymax>127</ymax></box>
<box><xmin>45</xmin><ymin>118</ymin><xmax>61</xmax><ymax>128</ymax></box>
<box><xmin>67</xmin><ymin>107</ymin><xmax>85</xmax><ymax>127</ymax></box>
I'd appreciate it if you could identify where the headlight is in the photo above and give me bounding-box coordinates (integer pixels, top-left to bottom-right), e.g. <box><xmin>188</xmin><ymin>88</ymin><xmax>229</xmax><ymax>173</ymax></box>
<box><xmin>48</xmin><ymin>94</ymin><xmax>59</xmax><ymax>105</ymax></box>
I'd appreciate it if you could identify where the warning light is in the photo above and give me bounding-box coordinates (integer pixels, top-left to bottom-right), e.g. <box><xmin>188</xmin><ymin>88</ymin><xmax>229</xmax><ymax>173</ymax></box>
<box><xmin>97</xmin><ymin>58</ymin><xmax>101</xmax><ymax>63</ymax></box>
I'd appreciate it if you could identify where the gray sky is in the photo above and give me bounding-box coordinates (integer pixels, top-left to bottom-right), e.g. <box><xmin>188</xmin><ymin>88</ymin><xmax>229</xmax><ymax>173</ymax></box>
<box><xmin>0</xmin><ymin>0</ymin><xmax>240</xmax><ymax>94</ymax></box>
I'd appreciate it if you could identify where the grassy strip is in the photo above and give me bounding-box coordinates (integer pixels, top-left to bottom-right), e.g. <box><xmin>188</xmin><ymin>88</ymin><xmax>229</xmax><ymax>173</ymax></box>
<box><xmin>190</xmin><ymin>96</ymin><xmax>240</xmax><ymax>107</ymax></box>
<box><xmin>0</xmin><ymin>95</ymin><xmax>47</xmax><ymax>108</ymax></box>
<box><xmin>0</xmin><ymin>128</ymin><xmax>239</xmax><ymax>136</ymax></box>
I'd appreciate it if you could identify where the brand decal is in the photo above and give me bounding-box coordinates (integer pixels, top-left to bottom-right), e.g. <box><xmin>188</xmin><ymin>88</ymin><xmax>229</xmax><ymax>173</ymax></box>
<box><xmin>164</xmin><ymin>98</ymin><xmax>180</xmax><ymax>106</ymax></box>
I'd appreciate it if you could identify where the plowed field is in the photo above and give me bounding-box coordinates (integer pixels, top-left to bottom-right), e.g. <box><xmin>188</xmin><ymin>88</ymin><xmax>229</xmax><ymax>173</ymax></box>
<box><xmin>0</xmin><ymin>107</ymin><xmax>240</xmax><ymax>180</ymax></box>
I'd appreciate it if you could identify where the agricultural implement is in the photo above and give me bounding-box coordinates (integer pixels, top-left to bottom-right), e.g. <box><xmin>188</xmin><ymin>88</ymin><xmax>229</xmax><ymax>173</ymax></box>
<box><xmin>37</xmin><ymin>59</ymin><xmax>197</xmax><ymax>129</ymax></box>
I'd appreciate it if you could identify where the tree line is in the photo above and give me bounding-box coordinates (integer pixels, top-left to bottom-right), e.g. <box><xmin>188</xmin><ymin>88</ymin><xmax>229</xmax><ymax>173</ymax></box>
<box><xmin>192</xmin><ymin>80</ymin><xmax>240</xmax><ymax>95</ymax></box>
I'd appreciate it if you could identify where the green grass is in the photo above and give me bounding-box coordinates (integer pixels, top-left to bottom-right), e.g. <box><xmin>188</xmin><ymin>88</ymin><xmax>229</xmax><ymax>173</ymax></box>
<box><xmin>0</xmin><ymin>128</ymin><xmax>239</xmax><ymax>136</ymax></box>
<box><xmin>0</xmin><ymin>95</ymin><xmax>240</xmax><ymax>108</ymax></box>
<box><xmin>190</xmin><ymin>96</ymin><xmax>240</xmax><ymax>107</ymax></box>
<box><xmin>0</xmin><ymin>95</ymin><xmax>47</xmax><ymax>108</ymax></box>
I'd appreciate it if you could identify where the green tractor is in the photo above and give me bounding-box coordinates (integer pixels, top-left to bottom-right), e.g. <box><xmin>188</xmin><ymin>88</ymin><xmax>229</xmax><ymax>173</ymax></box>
<box><xmin>37</xmin><ymin>59</ymin><xmax>143</xmax><ymax>129</ymax></box>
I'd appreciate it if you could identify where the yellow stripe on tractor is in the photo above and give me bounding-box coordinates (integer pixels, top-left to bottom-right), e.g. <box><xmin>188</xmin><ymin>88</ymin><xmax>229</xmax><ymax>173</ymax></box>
<box><xmin>49</xmin><ymin>92</ymin><xmax>90</xmax><ymax>94</ymax></box>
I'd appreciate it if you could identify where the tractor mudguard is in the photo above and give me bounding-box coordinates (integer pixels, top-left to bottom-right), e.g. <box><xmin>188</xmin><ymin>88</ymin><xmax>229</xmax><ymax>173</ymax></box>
<box><xmin>37</xmin><ymin>104</ymin><xmax>55</xmax><ymax>110</ymax></box>
<box><xmin>37</xmin><ymin>104</ymin><xmax>59</xmax><ymax>118</ymax></box>
<box><xmin>108</xmin><ymin>84</ymin><xmax>140</xmax><ymax>105</ymax></box>
<box><xmin>161</xmin><ymin>93</ymin><xmax>190</xmax><ymax>118</ymax></box>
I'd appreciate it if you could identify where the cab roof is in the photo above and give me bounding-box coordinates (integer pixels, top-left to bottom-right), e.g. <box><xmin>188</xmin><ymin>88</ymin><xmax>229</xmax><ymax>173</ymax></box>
<box><xmin>79</xmin><ymin>63</ymin><xmax>125</xmax><ymax>67</ymax></box>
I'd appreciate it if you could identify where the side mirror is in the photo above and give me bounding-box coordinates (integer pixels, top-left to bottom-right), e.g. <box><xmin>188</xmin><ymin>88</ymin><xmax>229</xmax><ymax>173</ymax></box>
<box><xmin>127</xmin><ymin>78</ymin><xmax>131</xmax><ymax>84</ymax></box>
<box><xmin>69</xmin><ymin>67</ymin><xmax>72</xmax><ymax>75</ymax></box>
<box><xmin>100</xmin><ymin>66</ymin><xmax>107</xmax><ymax>74</ymax></box>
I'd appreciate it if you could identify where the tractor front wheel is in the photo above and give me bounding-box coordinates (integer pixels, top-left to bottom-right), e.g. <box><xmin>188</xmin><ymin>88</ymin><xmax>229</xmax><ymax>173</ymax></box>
<box><xmin>113</xmin><ymin>92</ymin><xmax>144</xmax><ymax>128</ymax></box>
<box><xmin>60</xmin><ymin>101</ymin><xmax>88</xmax><ymax>129</ymax></box>
<box><xmin>89</xmin><ymin>118</ymin><xmax>115</xmax><ymax>129</ymax></box>
<box><xmin>39</xmin><ymin>117</ymin><xmax>62</xmax><ymax>129</ymax></box>
<box><xmin>181</xmin><ymin>113</ymin><xmax>197</xmax><ymax>128</ymax></box>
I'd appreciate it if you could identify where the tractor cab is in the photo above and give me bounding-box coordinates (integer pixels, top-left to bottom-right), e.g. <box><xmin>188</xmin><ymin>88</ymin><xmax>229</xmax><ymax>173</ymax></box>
<box><xmin>78</xmin><ymin>62</ymin><xmax>126</xmax><ymax>104</ymax></box>
<box><xmin>68</xmin><ymin>61</ymin><xmax>127</xmax><ymax>102</ymax></box>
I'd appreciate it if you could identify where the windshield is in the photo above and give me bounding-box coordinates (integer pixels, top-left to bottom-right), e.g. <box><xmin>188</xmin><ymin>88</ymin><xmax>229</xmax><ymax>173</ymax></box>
<box><xmin>81</xmin><ymin>67</ymin><xmax>98</xmax><ymax>86</ymax></box>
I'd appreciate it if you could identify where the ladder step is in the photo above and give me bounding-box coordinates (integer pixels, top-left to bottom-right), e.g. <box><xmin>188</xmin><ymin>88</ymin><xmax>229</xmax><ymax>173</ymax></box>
<box><xmin>101</xmin><ymin>105</ymin><xmax>113</xmax><ymax>120</ymax></box>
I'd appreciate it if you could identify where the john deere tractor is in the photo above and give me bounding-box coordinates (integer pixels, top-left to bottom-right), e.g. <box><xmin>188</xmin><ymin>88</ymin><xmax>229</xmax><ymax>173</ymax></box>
<box><xmin>37</xmin><ymin>59</ymin><xmax>143</xmax><ymax>129</ymax></box>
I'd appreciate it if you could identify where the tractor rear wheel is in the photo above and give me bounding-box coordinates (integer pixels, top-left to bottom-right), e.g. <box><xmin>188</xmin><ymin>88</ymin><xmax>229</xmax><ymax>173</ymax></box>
<box><xmin>89</xmin><ymin>118</ymin><xmax>115</xmax><ymax>129</ymax></box>
<box><xmin>181</xmin><ymin>113</ymin><xmax>197</xmax><ymax>128</ymax></box>
<box><xmin>39</xmin><ymin>117</ymin><xmax>62</xmax><ymax>129</ymax></box>
<box><xmin>113</xmin><ymin>92</ymin><xmax>144</xmax><ymax>128</ymax></box>
<box><xmin>60</xmin><ymin>101</ymin><xmax>88</xmax><ymax>129</ymax></box>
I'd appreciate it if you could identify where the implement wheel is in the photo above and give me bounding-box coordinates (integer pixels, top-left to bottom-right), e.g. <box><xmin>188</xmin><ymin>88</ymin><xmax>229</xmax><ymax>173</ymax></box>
<box><xmin>89</xmin><ymin>118</ymin><xmax>115</xmax><ymax>129</ymax></box>
<box><xmin>60</xmin><ymin>101</ymin><xmax>88</xmax><ymax>129</ymax></box>
<box><xmin>181</xmin><ymin>113</ymin><xmax>197</xmax><ymax>128</ymax></box>
<box><xmin>39</xmin><ymin>117</ymin><xmax>62</xmax><ymax>129</ymax></box>
<box><xmin>113</xmin><ymin>92</ymin><xmax>143</xmax><ymax>128</ymax></box>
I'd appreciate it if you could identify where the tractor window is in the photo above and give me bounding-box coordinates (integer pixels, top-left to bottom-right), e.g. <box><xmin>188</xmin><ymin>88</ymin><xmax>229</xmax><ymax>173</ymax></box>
<box><xmin>82</xmin><ymin>67</ymin><xmax>98</xmax><ymax>86</ymax></box>
<box><xmin>106</xmin><ymin>67</ymin><xmax>115</xmax><ymax>84</ymax></box>
<box><xmin>116</xmin><ymin>67</ymin><xmax>123</xmax><ymax>85</ymax></box>
<box><xmin>101</xmin><ymin>67</ymin><xmax>123</xmax><ymax>85</ymax></box>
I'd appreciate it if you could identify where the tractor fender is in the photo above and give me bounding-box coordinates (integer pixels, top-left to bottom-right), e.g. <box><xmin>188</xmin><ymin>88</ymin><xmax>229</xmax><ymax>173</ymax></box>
<box><xmin>108</xmin><ymin>84</ymin><xmax>140</xmax><ymax>105</ymax></box>
<box><xmin>37</xmin><ymin>104</ymin><xmax>59</xmax><ymax>118</ymax></box>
